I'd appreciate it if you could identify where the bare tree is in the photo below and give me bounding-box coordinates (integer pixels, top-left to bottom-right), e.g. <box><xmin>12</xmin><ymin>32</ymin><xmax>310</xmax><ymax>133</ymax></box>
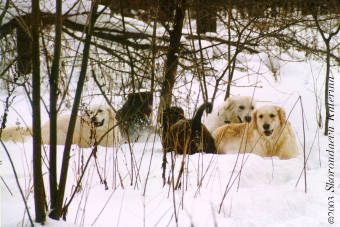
<box><xmin>312</xmin><ymin>12</ymin><xmax>340</xmax><ymax>135</ymax></box>
<box><xmin>32</xmin><ymin>0</ymin><xmax>47</xmax><ymax>223</ymax></box>
<box><xmin>49</xmin><ymin>1</ymin><xmax>99</xmax><ymax>220</ymax></box>
<box><xmin>49</xmin><ymin>0</ymin><xmax>63</xmax><ymax>212</ymax></box>
<box><xmin>158</xmin><ymin>0</ymin><xmax>186</xmax><ymax>119</ymax></box>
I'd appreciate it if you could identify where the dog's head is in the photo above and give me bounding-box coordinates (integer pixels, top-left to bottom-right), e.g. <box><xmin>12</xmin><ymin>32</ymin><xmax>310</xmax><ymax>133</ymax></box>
<box><xmin>122</xmin><ymin>92</ymin><xmax>153</xmax><ymax>117</ymax></box>
<box><xmin>162</xmin><ymin>106</ymin><xmax>185</xmax><ymax>129</ymax></box>
<box><xmin>117</xmin><ymin>92</ymin><xmax>153</xmax><ymax>128</ymax></box>
<box><xmin>218</xmin><ymin>96</ymin><xmax>255</xmax><ymax>123</ymax></box>
<box><xmin>251</xmin><ymin>105</ymin><xmax>286</xmax><ymax>138</ymax></box>
<box><xmin>87</xmin><ymin>105</ymin><xmax>114</xmax><ymax>128</ymax></box>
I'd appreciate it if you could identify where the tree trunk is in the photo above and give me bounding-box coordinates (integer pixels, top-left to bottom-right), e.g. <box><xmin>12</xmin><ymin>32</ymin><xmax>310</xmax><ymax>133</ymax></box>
<box><xmin>312</xmin><ymin>12</ymin><xmax>340</xmax><ymax>135</ymax></box>
<box><xmin>49</xmin><ymin>1</ymin><xmax>98</xmax><ymax>220</ymax></box>
<box><xmin>32</xmin><ymin>0</ymin><xmax>46</xmax><ymax>223</ymax></box>
<box><xmin>158</xmin><ymin>0</ymin><xmax>186</xmax><ymax>120</ymax></box>
<box><xmin>49</xmin><ymin>0</ymin><xmax>62</xmax><ymax>212</ymax></box>
<box><xmin>224</xmin><ymin>59</ymin><xmax>235</xmax><ymax>100</ymax></box>
<box><xmin>323</xmin><ymin>41</ymin><xmax>330</xmax><ymax>136</ymax></box>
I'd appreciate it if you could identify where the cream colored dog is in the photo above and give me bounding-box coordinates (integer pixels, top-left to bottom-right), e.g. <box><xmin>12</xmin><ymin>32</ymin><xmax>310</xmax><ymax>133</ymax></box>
<box><xmin>213</xmin><ymin>105</ymin><xmax>299</xmax><ymax>159</ymax></box>
<box><xmin>1</xmin><ymin>105</ymin><xmax>121</xmax><ymax>148</ymax></box>
<box><xmin>206</xmin><ymin>96</ymin><xmax>256</xmax><ymax>133</ymax></box>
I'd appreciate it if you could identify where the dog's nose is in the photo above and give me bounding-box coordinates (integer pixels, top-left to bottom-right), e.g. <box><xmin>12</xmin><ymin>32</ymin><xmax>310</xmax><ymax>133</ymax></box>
<box><xmin>263</xmin><ymin>123</ymin><xmax>270</xmax><ymax>130</ymax></box>
<box><xmin>91</xmin><ymin>116</ymin><xmax>96</xmax><ymax>122</ymax></box>
<box><xmin>245</xmin><ymin>116</ymin><xmax>251</xmax><ymax>122</ymax></box>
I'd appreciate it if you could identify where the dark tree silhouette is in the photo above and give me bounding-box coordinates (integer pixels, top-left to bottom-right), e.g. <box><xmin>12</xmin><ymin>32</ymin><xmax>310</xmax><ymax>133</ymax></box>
<box><xmin>31</xmin><ymin>0</ymin><xmax>47</xmax><ymax>223</ymax></box>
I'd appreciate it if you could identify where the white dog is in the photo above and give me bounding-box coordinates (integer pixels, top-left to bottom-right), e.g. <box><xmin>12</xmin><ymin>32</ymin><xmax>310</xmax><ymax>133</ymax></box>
<box><xmin>1</xmin><ymin>105</ymin><xmax>121</xmax><ymax>148</ymax></box>
<box><xmin>205</xmin><ymin>96</ymin><xmax>256</xmax><ymax>133</ymax></box>
<box><xmin>213</xmin><ymin>105</ymin><xmax>299</xmax><ymax>159</ymax></box>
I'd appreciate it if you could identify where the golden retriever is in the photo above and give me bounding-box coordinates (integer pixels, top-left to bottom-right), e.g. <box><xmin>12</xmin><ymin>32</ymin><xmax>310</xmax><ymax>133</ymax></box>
<box><xmin>1</xmin><ymin>105</ymin><xmax>121</xmax><ymax>148</ymax></box>
<box><xmin>213</xmin><ymin>105</ymin><xmax>299</xmax><ymax>159</ymax></box>
<box><xmin>205</xmin><ymin>96</ymin><xmax>256</xmax><ymax>133</ymax></box>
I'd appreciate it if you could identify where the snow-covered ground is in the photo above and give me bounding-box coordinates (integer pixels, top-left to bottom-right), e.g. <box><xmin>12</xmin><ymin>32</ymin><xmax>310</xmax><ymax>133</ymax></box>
<box><xmin>1</xmin><ymin>29</ymin><xmax>340</xmax><ymax>227</ymax></box>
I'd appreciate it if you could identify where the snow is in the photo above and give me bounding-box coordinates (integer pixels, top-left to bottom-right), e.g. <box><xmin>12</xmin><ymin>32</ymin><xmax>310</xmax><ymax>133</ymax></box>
<box><xmin>2</xmin><ymin>55</ymin><xmax>340</xmax><ymax>227</ymax></box>
<box><xmin>1</xmin><ymin>12</ymin><xmax>340</xmax><ymax>227</ymax></box>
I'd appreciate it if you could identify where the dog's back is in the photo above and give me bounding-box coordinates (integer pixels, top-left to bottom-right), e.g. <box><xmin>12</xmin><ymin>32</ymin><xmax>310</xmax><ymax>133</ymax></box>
<box><xmin>213</xmin><ymin>123</ymin><xmax>249</xmax><ymax>154</ymax></box>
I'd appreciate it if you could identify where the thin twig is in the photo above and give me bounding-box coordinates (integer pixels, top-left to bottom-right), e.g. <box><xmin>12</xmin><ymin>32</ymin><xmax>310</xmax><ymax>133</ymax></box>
<box><xmin>299</xmin><ymin>96</ymin><xmax>307</xmax><ymax>193</ymax></box>
<box><xmin>0</xmin><ymin>175</ymin><xmax>13</xmax><ymax>196</ymax></box>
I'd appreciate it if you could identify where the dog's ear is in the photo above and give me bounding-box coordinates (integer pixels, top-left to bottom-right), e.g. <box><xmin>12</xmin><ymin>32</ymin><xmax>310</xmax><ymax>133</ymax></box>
<box><xmin>276</xmin><ymin>106</ymin><xmax>286</xmax><ymax>125</ymax></box>
<box><xmin>106</xmin><ymin>107</ymin><xmax>115</xmax><ymax>120</ymax></box>
<box><xmin>224</xmin><ymin>98</ymin><xmax>235</xmax><ymax>112</ymax></box>
<box><xmin>217</xmin><ymin>101</ymin><xmax>226</xmax><ymax>116</ymax></box>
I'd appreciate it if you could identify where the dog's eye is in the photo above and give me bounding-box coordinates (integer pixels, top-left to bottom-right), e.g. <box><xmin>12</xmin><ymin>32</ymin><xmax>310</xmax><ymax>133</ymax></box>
<box><xmin>270</xmin><ymin>114</ymin><xmax>275</xmax><ymax>118</ymax></box>
<box><xmin>239</xmin><ymin>105</ymin><xmax>245</xmax><ymax>110</ymax></box>
<box><xmin>259</xmin><ymin>114</ymin><xmax>263</xmax><ymax>119</ymax></box>
<box><xmin>98</xmin><ymin>109</ymin><xmax>103</xmax><ymax>113</ymax></box>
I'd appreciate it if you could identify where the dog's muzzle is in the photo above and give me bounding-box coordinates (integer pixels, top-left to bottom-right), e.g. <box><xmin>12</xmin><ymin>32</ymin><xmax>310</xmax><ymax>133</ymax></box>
<box><xmin>92</xmin><ymin>118</ymin><xmax>105</xmax><ymax>127</ymax></box>
<box><xmin>263</xmin><ymin>123</ymin><xmax>273</xmax><ymax>136</ymax></box>
<box><xmin>263</xmin><ymin>129</ymin><xmax>273</xmax><ymax>136</ymax></box>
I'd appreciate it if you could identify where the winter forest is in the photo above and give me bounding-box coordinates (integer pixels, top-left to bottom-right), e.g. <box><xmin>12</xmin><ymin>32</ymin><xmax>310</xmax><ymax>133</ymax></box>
<box><xmin>0</xmin><ymin>0</ymin><xmax>340</xmax><ymax>226</ymax></box>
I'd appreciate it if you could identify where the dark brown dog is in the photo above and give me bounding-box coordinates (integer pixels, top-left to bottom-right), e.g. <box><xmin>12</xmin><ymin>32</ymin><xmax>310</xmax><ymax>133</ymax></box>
<box><xmin>116</xmin><ymin>91</ymin><xmax>153</xmax><ymax>141</ymax></box>
<box><xmin>168</xmin><ymin>102</ymin><xmax>216</xmax><ymax>155</ymax></box>
<box><xmin>161</xmin><ymin>106</ymin><xmax>185</xmax><ymax>152</ymax></box>
<box><xmin>161</xmin><ymin>103</ymin><xmax>216</xmax><ymax>184</ymax></box>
